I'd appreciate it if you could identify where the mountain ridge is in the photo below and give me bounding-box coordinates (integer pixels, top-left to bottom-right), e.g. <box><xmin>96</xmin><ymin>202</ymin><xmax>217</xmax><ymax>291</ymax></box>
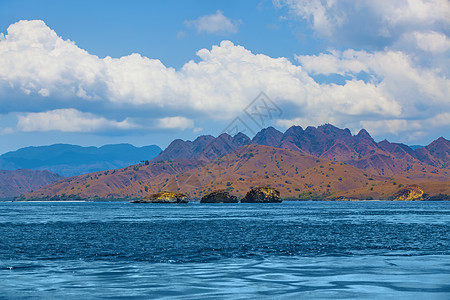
<box><xmin>20</xmin><ymin>144</ymin><xmax>449</xmax><ymax>201</ymax></box>
<box><xmin>20</xmin><ymin>124</ymin><xmax>450</xmax><ymax>201</ymax></box>
<box><xmin>0</xmin><ymin>143</ymin><xmax>161</xmax><ymax>177</ymax></box>
<box><xmin>154</xmin><ymin>124</ymin><xmax>449</xmax><ymax>172</ymax></box>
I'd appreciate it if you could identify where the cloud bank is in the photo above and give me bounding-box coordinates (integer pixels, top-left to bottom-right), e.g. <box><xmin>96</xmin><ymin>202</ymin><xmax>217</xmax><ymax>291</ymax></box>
<box><xmin>0</xmin><ymin>18</ymin><xmax>448</xmax><ymax>141</ymax></box>
<box><xmin>17</xmin><ymin>109</ymin><xmax>135</xmax><ymax>132</ymax></box>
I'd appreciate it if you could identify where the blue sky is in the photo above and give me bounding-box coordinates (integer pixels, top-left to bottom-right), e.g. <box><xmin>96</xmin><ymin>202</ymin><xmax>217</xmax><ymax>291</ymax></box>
<box><xmin>0</xmin><ymin>0</ymin><xmax>449</xmax><ymax>154</ymax></box>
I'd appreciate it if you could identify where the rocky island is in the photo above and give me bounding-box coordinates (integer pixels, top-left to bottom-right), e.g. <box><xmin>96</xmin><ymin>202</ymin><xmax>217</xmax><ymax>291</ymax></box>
<box><xmin>200</xmin><ymin>190</ymin><xmax>239</xmax><ymax>203</ymax></box>
<box><xmin>131</xmin><ymin>191</ymin><xmax>188</xmax><ymax>203</ymax></box>
<box><xmin>241</xmin><ymin>187</ymin><xmax>282</xmax><ymax>203</ymax></box>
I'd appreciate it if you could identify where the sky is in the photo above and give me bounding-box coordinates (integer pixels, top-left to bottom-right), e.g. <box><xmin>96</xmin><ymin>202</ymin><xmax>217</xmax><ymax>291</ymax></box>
<box><xmin>0</xmin><ymin>0</ymin><xmax>449</xmax><ymax>154</ymax></box>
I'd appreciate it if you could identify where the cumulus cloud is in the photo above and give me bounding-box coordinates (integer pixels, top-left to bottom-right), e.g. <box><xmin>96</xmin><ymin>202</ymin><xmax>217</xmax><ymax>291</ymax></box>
<box><xmin>0</xmin><ymin>20</ymin><xmax>308</xmax><ymax>115</ymax></box>
<box><xmin>17</xmin><ymin>109</ymin><xmax>135</xmax><ymax>132</ymax></box>
<box><xmin>185</xmin><ymin>10</ymin><xmax>240</xmax><ymax>35</ymax></box>
<box><xmin>0</xmin><ymin>20</ymin><xmax>449</xmax><ymax>141</ymax></box>
<box><xmin>274</xmin><ymin>0</ymin><xmax>450</xmax><ymax>49</ymax></box>
<box><xmin>296</xmin><ymin>49</ymin><xmax>449</xmax><ymax>106</ymax></box>
<box><xmin>0</xmin><ymin>20</ymin><xmax>105</xmax><ymax>100</ymax></box>
<box><xmin>379</xmin><ymin>0</ymin><xmax>450</xmax><ymax>27</ymax></box>
<box><xmin>412</xmin><ymin>31</ymin><xmax>450</xmax><ymax>53</ymax></box>
<box><xmin>157</xmin><ymin>116</ymin><xmax>194</xmax><ymax>130</ymax></box>
<box><xmin>274</xmin><ymin>1</ymin><xmax>450</xmax><ymax>80</ymax></box>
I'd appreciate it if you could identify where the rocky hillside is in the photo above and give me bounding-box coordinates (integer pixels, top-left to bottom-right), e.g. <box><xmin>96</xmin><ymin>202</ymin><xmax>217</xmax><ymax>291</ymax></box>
<box><xmin>153</xmin><ymin>133</ymin><xmax>250</xmax><ymax>161</ymax></box>
<box><xmin>154</xmin><ymin>124</ymin><xmax>449</xmax><ymax>177</ymax></box>
<box><xmin>414</xmin><ymin>137</ymin><xmax>450</xmax><ymax>168</ymax></box>
<box><xmin>19</xmin><ymin>124</ymin><xmax>449</xmax><ymax>201</ymax></box>
<box><xmin>0</xmin><ymin>169</ymin><xmax>64</xmax><ymax>199</ymax></box>
<box><xmin>21</xmin><ymin>144</ymin><xmax>449</xmax><ymax>201</ymax></box>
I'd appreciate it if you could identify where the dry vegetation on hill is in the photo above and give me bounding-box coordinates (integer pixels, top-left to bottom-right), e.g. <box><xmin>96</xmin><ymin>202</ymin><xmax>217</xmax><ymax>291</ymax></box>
<box><xmin>18</xmin><ymin>124</ymin><xmax>450</xmax><ymax>201</ymax></box>
<box><xmin>21</xmin><ymin>144</ymin><xmax>449</xmax><ymax>201</ymax></box>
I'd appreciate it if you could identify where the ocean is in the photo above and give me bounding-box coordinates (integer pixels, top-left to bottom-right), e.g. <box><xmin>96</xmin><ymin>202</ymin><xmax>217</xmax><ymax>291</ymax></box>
<box><xmin>0</xmin><ymin>201</ymin><xmax>449</xmax><ymax>299</ymax></box>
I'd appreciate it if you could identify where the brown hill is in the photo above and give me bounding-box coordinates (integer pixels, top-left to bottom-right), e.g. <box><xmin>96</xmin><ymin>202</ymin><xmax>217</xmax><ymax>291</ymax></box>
<box><xmin>19</xmin><ymin>124</ymin><xmax>450</xmax><ymax>201</ymax></box>
<box><xmin>21</xmin><ymin>144</ymin><xmax>449</xmax><ymax>201</ymax></box>
<box><xmin>164</xmin><ymin>145</ymin><xmax>449</xmax><ymax>200</ymax></box>
<box><xmin>0</xmin><ymin>169</ymin><xmax>64</xmax><ymax>199</ymax></box>
<box><xmin>21</xmin><ymin>158</ymin><xmax>201</xmax><ymax>200</ymax></box>
<box><xmin>415</xmin><ymin>137</ymin><xmax>450</xmax><ymax>168</ymax></box>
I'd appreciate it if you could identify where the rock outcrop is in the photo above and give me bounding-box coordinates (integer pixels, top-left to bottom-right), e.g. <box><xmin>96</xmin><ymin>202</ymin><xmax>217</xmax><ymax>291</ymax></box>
<box><xmin>393</xmin><ymin>185</ymin><xmax>424</xmax><ymax>201</ymax></box>
<box><xmin>241</xmin><ymin>187</ymin><xmax>281</xmax><ymax>203</ymax></box>
<box><xmin>132</xmin><ymin>191</ymin><xmax>188</xmax><ymax>203</ymax></box>
<box><xmin>200</xmin><ymin>190</ymin><xmax>239</xmax><ymax>203</ymax></box>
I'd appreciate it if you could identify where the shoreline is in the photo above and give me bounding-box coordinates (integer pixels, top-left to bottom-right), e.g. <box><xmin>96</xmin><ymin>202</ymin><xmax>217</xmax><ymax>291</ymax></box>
<box><xmin>5</xmin><ymin>199</ymin><xmax>450</xmax><ymax>203</ymax></box>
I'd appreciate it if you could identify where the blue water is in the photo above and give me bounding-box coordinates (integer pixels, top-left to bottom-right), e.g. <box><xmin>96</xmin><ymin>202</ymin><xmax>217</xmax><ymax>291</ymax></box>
<box><xmin>0</xmin><ymin>201</ymin><xmax>449</xmax><ymax>299</ymax></box>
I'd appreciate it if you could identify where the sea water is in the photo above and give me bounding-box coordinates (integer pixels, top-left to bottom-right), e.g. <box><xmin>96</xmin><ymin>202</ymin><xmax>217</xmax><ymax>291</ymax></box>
<box><xmin>0</xmin><ymin>201</ymin><xmax>449</xmax><ymax>299</ymax></box>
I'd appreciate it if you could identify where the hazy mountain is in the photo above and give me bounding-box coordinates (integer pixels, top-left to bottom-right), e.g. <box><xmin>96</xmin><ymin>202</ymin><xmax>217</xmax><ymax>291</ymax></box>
<box><xmin>0</xmin><ymin>143</ymin><xmax>161</xmax><ymax>177</ymax></box>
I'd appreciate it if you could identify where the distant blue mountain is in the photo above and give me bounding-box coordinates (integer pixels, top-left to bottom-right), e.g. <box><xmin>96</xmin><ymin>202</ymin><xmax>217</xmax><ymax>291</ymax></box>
<box><xmin>0</xmin><ymin>143</ymin><xmax>161</xmax><ymax>177</ymax></box>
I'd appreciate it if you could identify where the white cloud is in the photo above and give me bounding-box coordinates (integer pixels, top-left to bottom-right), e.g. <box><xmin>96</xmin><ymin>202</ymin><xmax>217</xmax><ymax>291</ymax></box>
<box><xmin>296</xmin><ymin>49</ymin><xmax>450</xmax><ymax>108</ymax></box>
<box><xmin>275</xmin><ymin>0</ymin><xmax>450</xmax><ymax>83</ymax></box>
<box><xmin>413</xmin><ymin>31</ymin><xmax>450</xmax><ymax>53</ymax></box>
<box><xmin>185</xmin><ymin>10</ymin><xmax>239</xmax><ymax>35</ymax></box>
<box><xmin>17</xmin><ymin>109</ymin><xmax>135</xmax><ymax>132</ymax></box>
<box><xmin>274</xmin><ymin>0</ymin><xmax>343</xmax><ymax>36</ymax></box>
<box><xmin>0</xmin><ymin>20</ymin><xmax>105</xmax><ymax>100</ymax></box>
<box><xmin>0</xmin><ymin>20</ymin><xmax>449</xmax><ymax>140</ymax></box>
<box><xmin>275</xmin><ymin>0</ymin><xmax>450</xmax><ymax>38</ymax></box>
<box><xmin>157</xmin><ymin>116</ymin><xmax>194</xmax><ymax>130</ymax></box>
<box><xmin>378</xmin><ymin>0</ymin><xmax>450</xmax><ymax>27</ymax></box>
<box><xmin>361</xmin><ymin>113</ymin><xmax>450</xmax><ymax>137</ymax></box>
<box><xmin>277</xmin><ymin>117</ymin><xmax>317</xmax><ymax>129</ymax></box>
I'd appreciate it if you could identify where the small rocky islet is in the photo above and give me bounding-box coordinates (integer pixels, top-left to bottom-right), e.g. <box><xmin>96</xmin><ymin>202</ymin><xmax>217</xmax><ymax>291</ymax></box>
<box><xmin>132</xmin><ymin>187</ymin><xmax>282</xmax><ymax>203</ymax></box>
<box><xmin>392</xmin><ymin>184</ymin><xmax>424</xmax><ymax>201</ymax></box>
<box><xmin>131</xmin><ymin>191</ymin><xmax>188</xmax><ymax>203</ymax></box>
<box><xmin>131</xmin><ymin>184</ymin><xmax>429</xmax><ymax>203</ymax></box>
<box><xmin>241</xmin><ymin>187</ymin><xmax>281</xmax><ymax>203</ymax></box>
<box><xmin>200</xmin><ymin>190</ymin><xmax>239</xmax><ymax>203</ymax></box>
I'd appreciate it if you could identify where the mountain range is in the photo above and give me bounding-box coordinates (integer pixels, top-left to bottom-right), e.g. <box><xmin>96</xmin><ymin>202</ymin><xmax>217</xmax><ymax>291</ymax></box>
<box><xmin>0</xmin><ymin>143</ymin><xmax>161</xmax><ymax>177</ymax></box>
<box><xmin>154</xmin><ymin>124</ymin><xmax>449</xmax><ymax>174</ymax></box>
<box><xmin>19</xmin><ymin>124</ymin><xmax>450</xmax><ymax>201</ymax></box>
